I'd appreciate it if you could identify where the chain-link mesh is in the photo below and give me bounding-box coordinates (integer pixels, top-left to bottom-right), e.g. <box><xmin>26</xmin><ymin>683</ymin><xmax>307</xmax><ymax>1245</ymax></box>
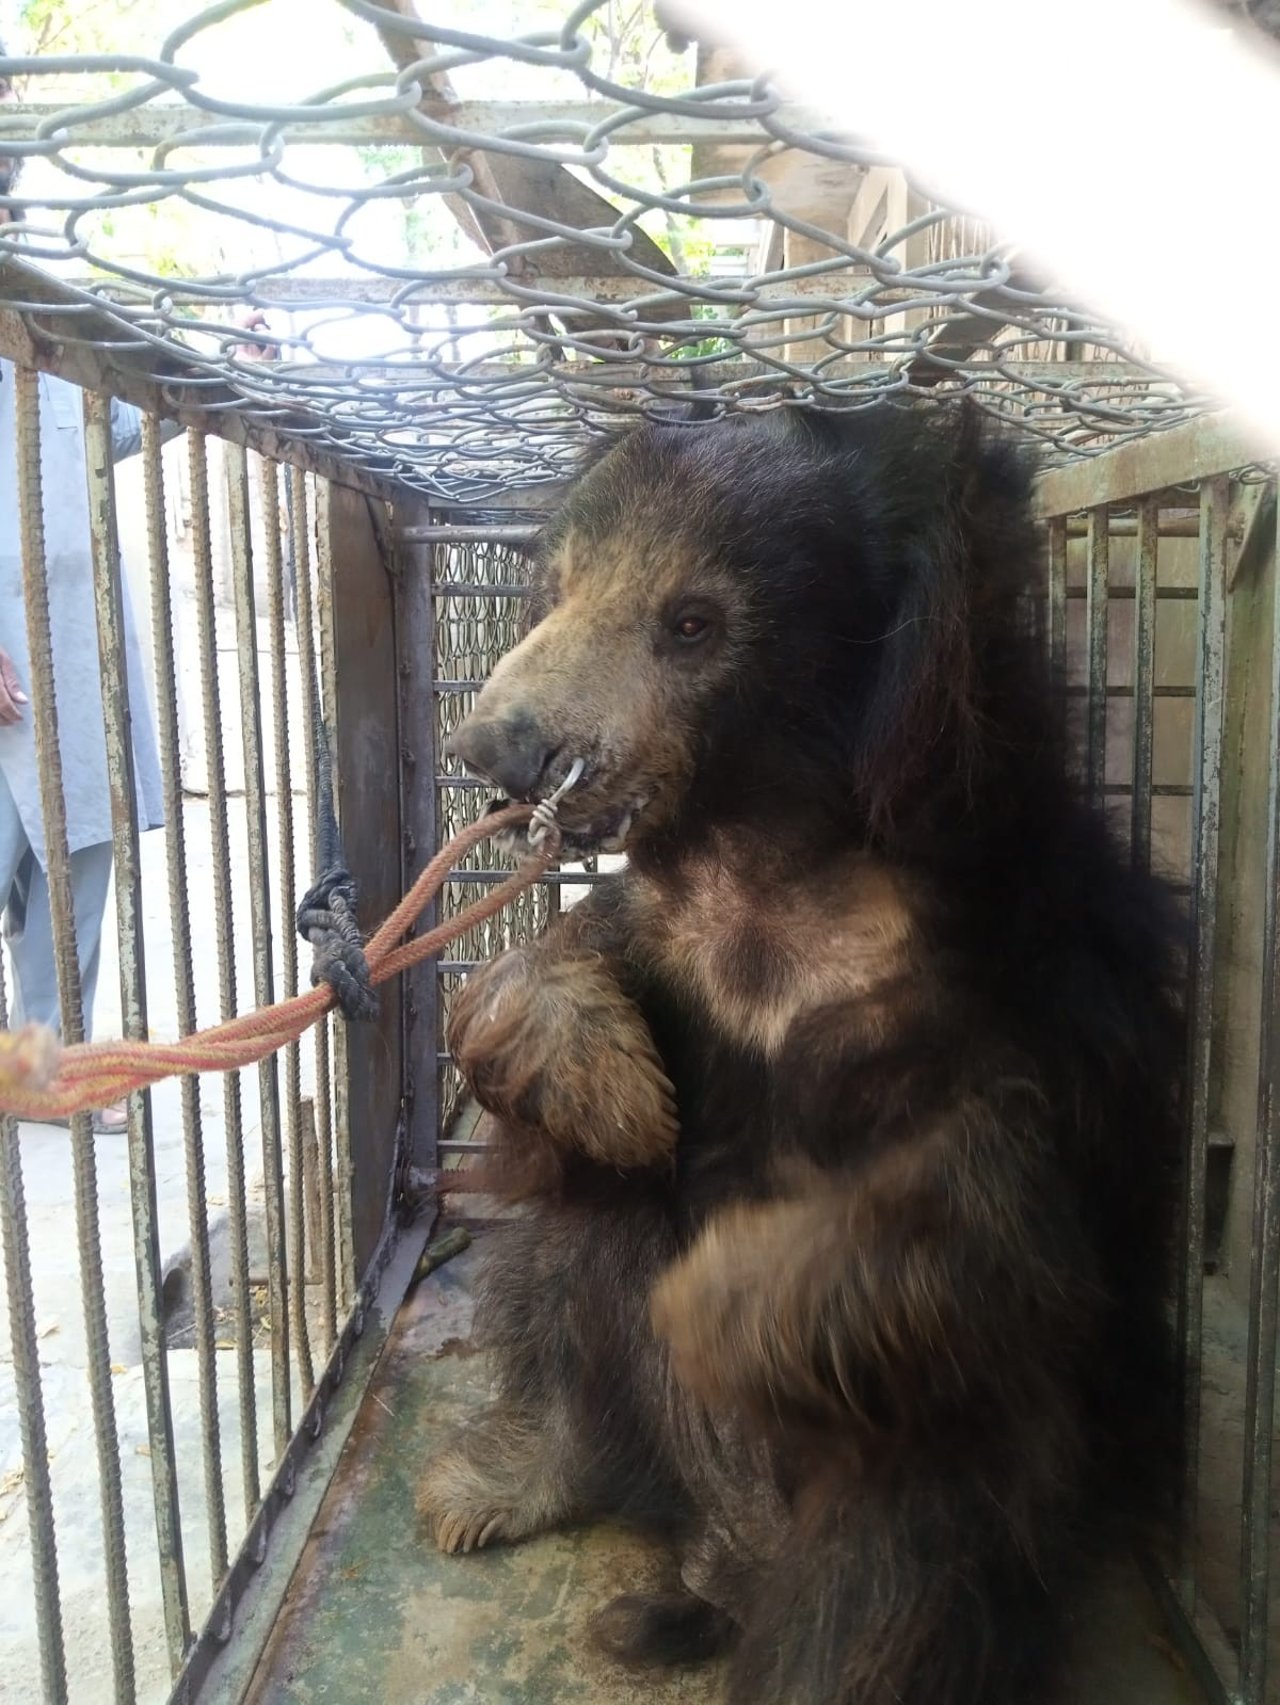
<box><xmin>431</xmin><ymin>536</ymin><xmax>549</xmax><ymax>1120</ymax></box>
<box><xmin>0</xmin><ymin>0</ymin><xmax>1222</xmax><ymax>504</ymax></box>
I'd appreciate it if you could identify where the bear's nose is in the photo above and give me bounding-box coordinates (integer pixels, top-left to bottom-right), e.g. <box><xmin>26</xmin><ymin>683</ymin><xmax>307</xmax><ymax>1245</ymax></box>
<box><xmin>446</xmin><ymin>710</ymin><xmax>557</xmax><ymax>801</ymax></box>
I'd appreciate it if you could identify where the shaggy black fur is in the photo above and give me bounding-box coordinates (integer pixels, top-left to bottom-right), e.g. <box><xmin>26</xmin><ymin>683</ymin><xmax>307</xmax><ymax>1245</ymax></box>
<box><xmin>432</xmin><ymin>404</ymin><xmax>1184</xmax><ymax>1705</ymax></box>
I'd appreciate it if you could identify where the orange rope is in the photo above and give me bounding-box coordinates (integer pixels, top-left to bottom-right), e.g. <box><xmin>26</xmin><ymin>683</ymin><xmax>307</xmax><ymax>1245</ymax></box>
<box><xmin>0</xmin><ymin>801</ymin><xmax>551</xmax><ymax>1122</ymax></box>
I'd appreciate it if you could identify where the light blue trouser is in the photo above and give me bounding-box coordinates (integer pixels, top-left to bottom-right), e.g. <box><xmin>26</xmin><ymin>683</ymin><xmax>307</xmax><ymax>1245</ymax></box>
<box><xmin>0</xmin><ymin>769</ymin><xmax>113</xmax><ymax>1039</ymax></box>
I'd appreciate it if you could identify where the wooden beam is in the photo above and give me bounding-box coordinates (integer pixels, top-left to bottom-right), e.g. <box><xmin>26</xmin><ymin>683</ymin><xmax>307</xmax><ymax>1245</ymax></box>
<box><xmin>0</xmin><ymin>98</ymin><xmax>838</xmax><ymax>151</ymax></box>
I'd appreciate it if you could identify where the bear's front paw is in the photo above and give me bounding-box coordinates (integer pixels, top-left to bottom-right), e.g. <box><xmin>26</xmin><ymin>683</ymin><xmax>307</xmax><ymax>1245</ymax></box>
<box><xmin>651</xmin><ymin>1200</ymin><xmax>815</xmax><ymax>1412</ymax></box>
<box><xmin>448</xmin><ymin>947</ymin><xmax>678</xmax><ymax>1170</ymax></box>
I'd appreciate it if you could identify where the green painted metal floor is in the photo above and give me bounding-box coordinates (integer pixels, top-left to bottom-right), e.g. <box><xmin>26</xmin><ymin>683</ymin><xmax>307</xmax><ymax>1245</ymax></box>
<box><xmin>247</xmin><ymin>1234</ymin><xmax>1205</xmax><ymax>1705</ymax></box>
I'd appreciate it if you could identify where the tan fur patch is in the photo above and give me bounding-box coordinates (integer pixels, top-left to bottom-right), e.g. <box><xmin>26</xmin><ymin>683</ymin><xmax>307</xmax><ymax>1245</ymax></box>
<box><xmin>650</xmin><ymin>1130</ymin><xmax>958</xmax><ymax>1426</ymax></box>
<box><xmin>448</xmin><ymin>944</ymin><xmax>679</xmax><ymax>1171</ymax></box>
<box><xmin>640</xmin><ymin>853</ymin><xmax>917</xmax><ymax>1056</ymax></box>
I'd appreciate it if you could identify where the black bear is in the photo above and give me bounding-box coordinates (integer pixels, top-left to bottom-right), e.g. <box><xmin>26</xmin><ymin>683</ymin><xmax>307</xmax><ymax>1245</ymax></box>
<box><xmin>423</xmin><ymin>405</ymin><xmax>1183</xmax><ymax>1704</ymax></box>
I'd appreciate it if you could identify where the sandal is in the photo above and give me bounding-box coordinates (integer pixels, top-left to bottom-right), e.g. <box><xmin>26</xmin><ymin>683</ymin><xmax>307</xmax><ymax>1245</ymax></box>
<box><xmin>38</xmin><ymin>1101</ymin><xmax>129</xmax><ymax>1135</ymax></box>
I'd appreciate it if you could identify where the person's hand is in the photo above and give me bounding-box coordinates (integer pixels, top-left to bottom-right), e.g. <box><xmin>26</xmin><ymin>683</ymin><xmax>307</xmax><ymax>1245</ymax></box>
<box><xmin>234</xmin><ymin>310</ymin><xmax>278</xmax><ymax>362</ymax></box>
<box><xmin>0</xmin><ymin>648</ymin><xmax>28</xmax><ymax>725</ymax></box>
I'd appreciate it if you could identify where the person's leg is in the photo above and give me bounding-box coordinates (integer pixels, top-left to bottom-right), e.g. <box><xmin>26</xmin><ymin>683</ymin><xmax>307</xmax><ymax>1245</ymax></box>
<box><xmin>9</xmin><ymin>839</ymin><xmax>121</xmax><ymax>1130</ymax></box>
<box><xmin>8</xmin><ymin>839</ymin><xmax>113</xmax><ymax>1038</ymax></box>
<box><xmin>0</xmin><ymin>772</ymin><xmax>28</xmax><ymax>1017</ymax></box>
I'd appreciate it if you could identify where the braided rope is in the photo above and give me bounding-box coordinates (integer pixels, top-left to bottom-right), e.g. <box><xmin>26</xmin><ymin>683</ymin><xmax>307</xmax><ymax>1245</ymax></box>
<box><xmin>0</xmin><ymin>801</ymin><xmax>553</xmax><ymax>1122</ymax></box>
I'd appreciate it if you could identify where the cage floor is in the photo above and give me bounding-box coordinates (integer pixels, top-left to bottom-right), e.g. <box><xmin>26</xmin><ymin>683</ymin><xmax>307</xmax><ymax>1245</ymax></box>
<box><xmin>247</xmin><ymin>1233</ymin><xmax>1205</xmax><ymax>1705</ymax></box>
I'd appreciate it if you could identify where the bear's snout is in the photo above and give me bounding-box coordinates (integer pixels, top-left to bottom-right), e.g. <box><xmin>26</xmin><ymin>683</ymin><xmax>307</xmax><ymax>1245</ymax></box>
<box><xmin>447</xmin><ymin>706</ymin><xmax>558</xmax><ymax>802</ymax></box>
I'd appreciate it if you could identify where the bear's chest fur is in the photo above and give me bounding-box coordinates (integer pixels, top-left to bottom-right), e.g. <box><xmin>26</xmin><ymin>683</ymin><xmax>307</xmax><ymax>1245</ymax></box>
<box><xmin>616</xmin><ymin>851</ymin><xmax>922</xmax><ymax>1216</ymax></box>
<box><xmin>634</xmin><ymin>850</ymin><xmax>917</xmax><ymax>1060</ymax></box>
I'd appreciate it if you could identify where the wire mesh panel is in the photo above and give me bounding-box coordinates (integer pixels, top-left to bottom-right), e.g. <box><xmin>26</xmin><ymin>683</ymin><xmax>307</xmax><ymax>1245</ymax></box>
<box><xmin>1038</xmin><ymin>432</ymin><xmax>1280</xmax><ymax>1705</ymax></box>
<box><xmin>0</xmin><ymin>366</ymin><xmax>402</xmax><ymax>1704</ymax></box>
<box><xmin>433</xmin><ymin>534</ymin><xmax>545</xmax><ymax>1136</ymax></box>
<box><xmin>0</xmin><ymin>0</ymin><xmax>1256</xmax><ymax>508</ymax></box>
<box><xmin>427</xmin><ymin>526</ymin><xmax>607</xmax><ymax>1161</ymax></box>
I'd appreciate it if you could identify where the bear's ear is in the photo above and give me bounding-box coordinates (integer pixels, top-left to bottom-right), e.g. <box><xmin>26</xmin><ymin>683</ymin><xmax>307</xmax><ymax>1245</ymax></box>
<box><xmin>851</xmin><ymin>404</ymin><xmax>1041</xmax><ymax>837</ymax></box>
<box><xmin>944</xmin><ymin>400</ymin><xmax>1039</xmax><ymax>584</ymax></box>
<box><xmin>572</xmin><ymin>426</ymin><xmax>634</xmax><ymax>480</ymax></box>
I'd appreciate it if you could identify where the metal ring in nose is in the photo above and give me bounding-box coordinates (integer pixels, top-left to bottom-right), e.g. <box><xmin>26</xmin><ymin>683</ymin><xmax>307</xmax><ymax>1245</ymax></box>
<box><xmin>527</xmin><ymin>757</ymin><xmax>585</xmax><ymax>850</ymax></box>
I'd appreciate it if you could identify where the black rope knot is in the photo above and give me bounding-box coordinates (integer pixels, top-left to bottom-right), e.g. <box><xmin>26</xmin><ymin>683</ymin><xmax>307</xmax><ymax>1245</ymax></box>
<box><xmin>296</xmin><ymin>864</ymin><xmax>378</xmax><ymax>1022</ymax></box>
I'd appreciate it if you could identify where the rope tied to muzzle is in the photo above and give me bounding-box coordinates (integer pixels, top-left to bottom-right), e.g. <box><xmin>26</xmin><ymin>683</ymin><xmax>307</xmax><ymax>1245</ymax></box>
<box><xmin>0</xmin><ymin>798</ymin><xmax>565</xmax><ymax>1122</ymax></box>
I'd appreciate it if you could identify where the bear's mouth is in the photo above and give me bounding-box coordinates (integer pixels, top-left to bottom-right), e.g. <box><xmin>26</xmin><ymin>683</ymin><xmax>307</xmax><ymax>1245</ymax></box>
<box><xmin>482</xmin><ymin>790</ymin><xmax>650</xmax><ymax>860</ymax></box>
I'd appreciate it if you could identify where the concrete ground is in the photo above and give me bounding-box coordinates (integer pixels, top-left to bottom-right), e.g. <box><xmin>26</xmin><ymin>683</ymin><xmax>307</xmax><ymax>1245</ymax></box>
<box><xmin>248</xmin><ymin>1235</ymin><xmax>1207</xmax><ymax>1705</ymax></box>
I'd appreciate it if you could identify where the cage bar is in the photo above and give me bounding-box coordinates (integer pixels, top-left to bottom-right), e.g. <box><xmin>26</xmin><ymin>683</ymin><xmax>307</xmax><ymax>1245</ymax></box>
<box><xmin>188</xmin><ymin>429</ymin><xmax>260</xmax><ymax>1518</ymax></box>
<box><xmin>0</xmin><ymin>966</ymin><xmax>66</xmax><ymax>1703</ymax></box>
<box><xmin>14</xmin><ymin>367</ymin><xmax>137</xmax><ymax>1704</ymax></box>
<box><xmin>225</xmin><ymin>442</ymin><xmax>291</xmax><ymax>1455</ymax></box>
<box><xmin>396</xmin><ymin>501</ymin><xmax>442</xmax><ymax>1176</ymax></box>
<box><xmin>141</xmin><ymin>413</ymin><xmax>229</xmax><ymax>1585</ymax></box>
<box><xmin>260</xmin><ymin>455</ymin><xmax>314</xmax><ymax>1403</ymax></box>
<box><xmin>288</xmin><ymin>466</ymin><xmax>339</xmax><ymax>1353</ymax></box>
<box><xmin>1175</xmin><ymin>474</ymin><xmax>1232</xmax><ymax>1608</ymax></box>
<box><xmin>83</xmin><ymin>387</ymin><xmax>192</xmax><ymax>1671</ymax></box>
<box><xmin>313</xmin><ymin>481</ymin><xmax>357</xmax><ymax>1308</ymax></box>
<box><xmin>1047</xmin><ymin>514</ymin><xmax>1067</xmax><ymax>682</ymax></box>
<box><xmin>1085</xmin><ymin>507</ymin><xmax>1110</xmax><ymax>803</ymax></box>
<box><xmin>1239</xmin><ymin>501</ymin><xmax>1280</xmax><ymax>1704</ymax></box>
<box><xmin>1131</xmin><ymin>497</ymin><xmax>1159</xmax><ymax>874</ymax></box>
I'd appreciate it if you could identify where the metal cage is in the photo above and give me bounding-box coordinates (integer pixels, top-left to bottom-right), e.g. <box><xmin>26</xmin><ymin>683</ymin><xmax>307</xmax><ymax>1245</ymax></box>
<box><xmin>0</xmin><ymin>3</ymin><xmax>1275</xmax><ymax>1702</ymax></box>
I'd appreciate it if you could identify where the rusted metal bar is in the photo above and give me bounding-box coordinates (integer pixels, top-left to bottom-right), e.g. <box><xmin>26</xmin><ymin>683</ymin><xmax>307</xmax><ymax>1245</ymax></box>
<box><xmin>288</xmin><ymin>467</ymin><xmax>338</xmax><ymax>1351</ymax></box>
<box><xmin>1131</xmin><ymin>497</ymin><xmax>1159</xmax><ymax>873</ymax></box>
<box><xmin>396</xmin><ymin>502</ymin><xmax>442</xmax><ymax>1175</ymax></box>
<box><xmin>1066</xmin><ymin>685</ymin><xmax>1195</xmax><ymax>700</ymax></box>
<box><xmin>1065</xmin><ymin>584</ymin><xmax>1198</xmax><ymax>602</ymax></box>
<box><xmin>1063</xmin><ymin>514</ymin><xmax>1202</xmax><ymax>538</ymax></box>
<box><xmin>402</xmin><ymin>524</ymin><xmax>541</xmax><ymax>544</ymax></box>
<box><xmin>260</xmin><ymin>455</ymin><xmax>314</xmax><ymax>1403</ymax></box>
<box><xmin>0</xmin><ymin>969</ymin><xmax>66</xmax><ymax>1702</ymax></box>
<box><xmin>83</xmin><ymin>389</ymin><xmax>191</xmax><ymax>1670</ymax></box>
<box><xmin>225</xmin><ymin>443</ymin><xmax>291</xmax><ymax>1455</ymax></box>
<box><xmin>432</xmin><ymin>581</ymin><xmax>534</xmax><ymax>598</ymax></box>
<box><xmin>300</xmin><ymin>1096</ymin><xmax>322</xmax><ymax>1284</ymax></box>
<box><xmin>1175</xmin><ymin>473</ymin><xmax>1232</xmax><ymax>1608</ymax></box>
<box><xmin>443</xmin><ymin>867</ymin><xmax>610</xmax><ymax>886</ymax></box>
<box><xmin>1046</xmin><ymin>515</ymin><xmax>1066</xmax><ymax>683</ymax></box>
<box><xmin>16</xmin><ymin>368</ymin><xmax>136</xmax><ymax>1700</ymax></box>
<box><xmin>1240</xmin><ymin>490</ymin><xmax>1280</xmax><ymax>1705</ymax></box>
<box><xmin>314</xmin><ymin>481</ymin><xmax>356</xmax><ymax>1308</ymax></box>
<box><xmin>1033</xmin><ymin>414</ymin><xmax>1270</xmax><ymax>516</ymax></box>
<box><xmin>188</xmin><ymin>430</ymin><xmax>259</xmax><ymax>1519</ymax></box>
<box><xmin>142</xmin><ymin>415</ymin><xmax>228</xmax><ymax>1585</ymax></box>
<box><xmin>316</xmin><ymin>480</ymin><xmax>403</xmax><ymax>1277</ymax></box>
<box><xmin>1085</xmin><ymin>508</ymin><xmax>1109</xmax><ymax>803</ymax></box>
<box><xmin>1104</xmin><ymin>784</ymin><xmax>1193</xmax><ymax>799</ymax></box>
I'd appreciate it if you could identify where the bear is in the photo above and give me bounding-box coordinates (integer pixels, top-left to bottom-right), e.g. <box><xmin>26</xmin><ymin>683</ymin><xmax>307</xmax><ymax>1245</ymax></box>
<box><xmin>420</xmin><ymin>404</ymin><xmax>1184</xmax><ymax>1705</ymax></box>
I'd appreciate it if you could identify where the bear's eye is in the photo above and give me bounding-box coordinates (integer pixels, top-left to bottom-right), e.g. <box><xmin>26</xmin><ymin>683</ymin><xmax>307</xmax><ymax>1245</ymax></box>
<box><xmin>672</xmin><ymin>612</ymin><xmax>711</xmax><ymax>644</ymax></box>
